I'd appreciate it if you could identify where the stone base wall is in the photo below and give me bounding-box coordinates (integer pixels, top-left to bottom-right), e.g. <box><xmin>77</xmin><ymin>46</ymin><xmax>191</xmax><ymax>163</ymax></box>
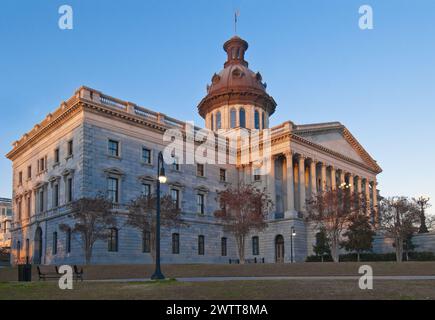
<box><xmin>373</xmin><ymin>232</ymin><xmax>435</xmax><ymax>254</ymax></box>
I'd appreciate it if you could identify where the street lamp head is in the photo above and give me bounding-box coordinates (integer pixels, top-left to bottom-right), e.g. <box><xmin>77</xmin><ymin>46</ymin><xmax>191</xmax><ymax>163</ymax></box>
<box><xmin>158</xmin><ymin>167</ymin><xmax>167</xmax><ymax>184</ymax></box>
<box><xmin>291</xmin><ymin>227</ymin><xmax>296</xmax><ymax>237</ymax></box>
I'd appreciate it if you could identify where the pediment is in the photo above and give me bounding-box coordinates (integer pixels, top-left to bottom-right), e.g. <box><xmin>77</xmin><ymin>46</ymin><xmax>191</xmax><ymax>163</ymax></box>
<box><xmin>293</xmin><ymin>123</ymin><xmax>381</xmax><ymax>173</ymax></box>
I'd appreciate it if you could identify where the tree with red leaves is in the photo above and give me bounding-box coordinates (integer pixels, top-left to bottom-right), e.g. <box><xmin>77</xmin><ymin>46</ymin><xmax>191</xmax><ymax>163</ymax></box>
<box><xmin>214</xmin><ymin>183</ymin><xmax>273</xmax><ymax>264</ymax></box>
<box><xmin>305</xmin><ymin>187</ymin><xmax>368</xmax><ymax>263</ymax></box>
<box><xmin>127</xmin><ymin>194</ymin><xmax>183</xmax><ymax>262</ymax></box>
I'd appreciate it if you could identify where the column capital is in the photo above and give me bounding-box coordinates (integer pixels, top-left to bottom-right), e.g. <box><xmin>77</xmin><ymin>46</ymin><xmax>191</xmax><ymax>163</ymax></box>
<box><xmin>283</xmin><ymin>150</ymin><xmax>292</xmax><ymax>159</ymax></box>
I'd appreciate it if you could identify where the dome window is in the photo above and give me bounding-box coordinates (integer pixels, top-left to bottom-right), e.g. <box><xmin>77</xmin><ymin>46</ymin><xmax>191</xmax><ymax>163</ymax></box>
<box><xmin>230</xmin><ymin>108</ymin><xmax>237</xmax><ymax>128</ymax></box>
<box><xmin>239</xmin><ymin>108</ymin><xmax>246</xmax><ymax>128</ymax></box>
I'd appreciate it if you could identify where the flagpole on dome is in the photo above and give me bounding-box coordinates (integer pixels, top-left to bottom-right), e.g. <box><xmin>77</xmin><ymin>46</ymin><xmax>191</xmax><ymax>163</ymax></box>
<box><xmin>234</xmin><ymin>9</ymin><xmax>240</xmax><ymax>35</ymax></box>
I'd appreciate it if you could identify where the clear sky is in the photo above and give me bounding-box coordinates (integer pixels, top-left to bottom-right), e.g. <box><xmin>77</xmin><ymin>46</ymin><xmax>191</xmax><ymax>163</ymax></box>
<box><xmin>0</xmin><ymin>0</ymin><xmax>434</xmax><ymax>215</ymax></box>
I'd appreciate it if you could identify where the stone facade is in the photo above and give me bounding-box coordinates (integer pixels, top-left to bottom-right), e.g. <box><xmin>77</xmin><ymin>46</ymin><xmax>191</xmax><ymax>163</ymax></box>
<box><xmin>6</xmin><ymin>37</ymin><xmax>382</xmax><ymax>265</ymax></box>
<box><xmin>0</xmin><ymin>198</ymin><xmax>12</xmax><ymax>249</ymax></box>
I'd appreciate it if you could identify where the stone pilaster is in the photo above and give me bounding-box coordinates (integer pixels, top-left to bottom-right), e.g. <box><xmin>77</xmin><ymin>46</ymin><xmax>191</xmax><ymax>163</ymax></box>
<box><xmin>298</xmin><ymin>155</ymin><xmax>306</xmax><ymax>213</ymax></box>
<box><xmin>321</xmin><ymin>163</ymin><xmax>327</xmax><ymax>192</ymax></box>
<box><xmin>284</xmin><ymin>152</ymin><xmax>296</xmax><ymax>218</ymax></box>
<box><xmin>330</xmin><ymin>166</ymin><xmax>336</xmax><ymax>190</ymax></box>
<box><xmin>310</xmin><ymin>159</ymin><xmax>317</xmax><ymax>196</ymax></box>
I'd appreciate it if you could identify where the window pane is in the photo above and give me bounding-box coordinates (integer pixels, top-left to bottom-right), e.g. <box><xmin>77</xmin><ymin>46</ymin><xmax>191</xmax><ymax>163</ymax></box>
<box><xmin>198</xmin><ymin>235</ymin><xmax>204</xmax><ymax>255</ymax></box>
<box><xmin>108</xmin><ymin>178</ymin><xmax>119</xmax><ymax>203</ymax></box>
<box><xmin>239</xmin><ymin>108</ymin><xmax>246</xmax><ymax>128</ymax></box>
<box><xmin>216</xmin><ymin>111</ymin><xmax>222</xmax><ymax>129</ymax></box>
<box><xmin>108</xmin><ymin>140</ymin><xmax>119</xmax><ymax>157</ymax></box>
<box><xmin>172</xmin><ymin>233</ymin><xmax>180</xmax><ymax>254</ymax></box>
<box><xmin>142</xmin><ymin>148</ymin><xmax>151</xmax><ymax>164</ymax></box>
<box><xmin>143</xmin><ymin>231</ymin><xmax>150</xmax><ymax>253</ymax></box>
<box><xmin>142</xmin><ymin>183</ymin><xmax>151</xmax><ymax>197</ymax></box>
<box><xmin>230</xmin><ymin>109</ymin><xmax>236</xmax><ymax>128</ymax></box>
<box><xmin>221</xmin><ymin>237</ymin><xmax>227</xmax><ymax>256</ymax></box>
<box><xmin>254</xmin><ymin>110</ymin><xmax>260</xmax><ymax>129</ymax></box>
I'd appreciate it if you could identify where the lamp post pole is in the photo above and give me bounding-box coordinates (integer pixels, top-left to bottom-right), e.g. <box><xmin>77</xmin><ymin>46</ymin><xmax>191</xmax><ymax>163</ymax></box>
<box><xmin>151</xmin><ymin>151</ymin><xmax>166</xmax><ymax>280</ymax></box>
<box><xmin>290</xmin><ymin>226</ymin><xmax>296</xmax><ymax>263</ymax></box>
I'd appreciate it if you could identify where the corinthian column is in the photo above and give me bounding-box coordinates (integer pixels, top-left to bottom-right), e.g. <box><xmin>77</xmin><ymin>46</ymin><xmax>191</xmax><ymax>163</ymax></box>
<box><xmin>372</xmin><ymin>180</ymin><xmax>378</xmax><ymax>226</ymax></box>
<box><xmin>321</xmin><ymin>163</ymin><xmax>327</xmax><ymax>192</ymax></box>
<box><xmin>330</xmin><ymin>166</ymin><xmax>336</xmax><ymax>190</ymax></box>
<box><xmin>284</xmin><ymin>152</ymin><xmax>295</xmax><ymax>218</ymax></box>
<box><xmin>364</xmin><ymin>178</ymin><xmax>371</xmax><ymax>216</ymax></box>
<box><xmin>310</xmin><ymin>160</ymin><xmax>317</xmax><ymax>196</ymax></box>
<box><xmin>298</xmin><ymin>155</ymin><xmax>306</xmax><ymax>212</ymax></box>
<box><xmin>267</xmin><ymin>155</ymin><xmax>276</xmax><ymax>212</ymax></box>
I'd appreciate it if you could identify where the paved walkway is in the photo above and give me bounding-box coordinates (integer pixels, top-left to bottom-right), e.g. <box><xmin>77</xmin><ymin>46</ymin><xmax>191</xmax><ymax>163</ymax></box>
<box><xmin>87</xmin><ymin>275</ymin><xmax>435</xmax><ymax>283</ymax></box>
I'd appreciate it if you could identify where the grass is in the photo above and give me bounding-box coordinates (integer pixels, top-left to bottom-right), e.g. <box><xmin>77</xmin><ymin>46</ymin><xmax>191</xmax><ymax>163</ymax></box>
<box><xmin>1</xmin><ymin>262</ymin><xmax>434</xmax><ymax>300</ymax></box>
<box><xmin>0</xmin><ymin>279</ymin><xmax>434</xmax><ymax>300</ymax></box>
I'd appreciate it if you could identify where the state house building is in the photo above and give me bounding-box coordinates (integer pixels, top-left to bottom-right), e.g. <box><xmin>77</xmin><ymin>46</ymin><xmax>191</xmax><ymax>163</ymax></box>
<box><xmin>7</xmin><ymin>36</ymin><xmax>381</xmax><ymax>265</ymax></box>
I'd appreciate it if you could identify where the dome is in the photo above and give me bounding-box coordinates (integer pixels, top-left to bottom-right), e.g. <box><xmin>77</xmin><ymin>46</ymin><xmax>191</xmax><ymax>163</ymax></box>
<box><xmin>198</xmin><ymin>36</ymin><xmax>277</xmax><ymax>119</ymax></box>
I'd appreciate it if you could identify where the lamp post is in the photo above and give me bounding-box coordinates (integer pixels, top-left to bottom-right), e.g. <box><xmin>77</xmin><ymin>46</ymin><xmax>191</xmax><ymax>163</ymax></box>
<box><xmin>290</xmin><ymin>226</ymin><xmax>296</xmax><ymax>263</ymax></box>
<box><xmin>151</xmin><ymin>151</ymin><xmax>167</xmax><ymax>280</ymax></box>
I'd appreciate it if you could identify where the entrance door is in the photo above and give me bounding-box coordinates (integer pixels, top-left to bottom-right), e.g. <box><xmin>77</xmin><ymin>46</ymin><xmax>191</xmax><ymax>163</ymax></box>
<box><xmin>33</xmin><ymin>227</ymin><xmax>43</xmax><ymax>265</ymax></box>
<box><xmin>275</xmin><ymin>235</ymin><xmax>284</xmax><ymax>263</ymax></box>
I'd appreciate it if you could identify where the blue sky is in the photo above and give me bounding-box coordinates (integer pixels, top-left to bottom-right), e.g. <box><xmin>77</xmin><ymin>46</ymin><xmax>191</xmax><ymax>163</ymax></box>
<box><xmin>0</xmin><ymin>0</ymin><xmax>434</xmax><ymax>215</ymax></box>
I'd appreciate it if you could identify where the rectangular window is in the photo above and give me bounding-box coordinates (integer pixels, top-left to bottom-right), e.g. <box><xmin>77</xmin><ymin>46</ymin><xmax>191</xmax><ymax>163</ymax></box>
<box><xmin>18</xmin><ymin>172</ymin><xmax>23</xmax><ymax>185</ymax></box>
<box><xmin>219</xmin><ymin>169</ymin><xmax>226</xmax><ymax>182</ymax></box>
<box><xmin>142</xmin><ymin>183</ymin><xmax>151</xmax><ymax>197</ymax></box>
<box><xmin>53</xmin><ymin>184</ymin><xmax>59</xmax><ymax>207</ymax></box>
<box><xmin>39</xmin><ymin>157</ymin><xmax>45</xmax><ymax>172</ymax></box>
<box><xmin>171</xmin><ymin>189</ymin><xmax>180</xmax><ymax>209</ymax></box>
<box><xmin>252</xmin><ymin>236</ymin><xmax>260</xmax><ymax>256</ymax></box>
<box><xmin>197</xmin><ymin>164</ymin><xmax>204</xmax><ymax>177</ymax></box>
<box><xmin>66</xmin><ymin>228</ymin><xmax>71</xmax><ymax>254</ymax></box>
<box><xmin>67</xmin><ymin>178</ymin><xmax>73</xmax><ymax>203</ymax></box>
<box><xmin>198</xmin><ymin>235</ymin><xmax>205</xmax><ymax>255</ymax></box>
<box><xmin>197</xmin><ymin>194</ymin><xmax>205</xmax><ymax>215</ymax></box>
<box><xmin>54</xmin><ymin>148</ymin><xmax>60</xmax><ymax>164</ymax></box>
<box><xmin>221</xmin><ymin>237</ymin><xmax>227</xmax><ymax>256</ymax></box>
<box><xmin>39</xmin><ymin>190</ymin><xmax>44</xmax><ymax>213</ymax></box>
<box><xmin>67</xmin><ymin>140</ymin><xmax>73</xmax><ymax>157</ymax></box>
<box><xmin>172</xmin><ymin>157</ymin><xmax>180</xmax><ymax>171</ymax></box>
<box><xmin>27</xmin><ymin>196</ymin><xmax>32</xmax><ymax>217</ymax></box>
<box><xmin>108</xmin><ymin>228</ymin><xmax>118</xmax><ymax>252</ymax></box>
<box><xmin>108</xmin><ymin>139</ymin><xmax>120</xmax><ymax>157</ymax></box>
<box><xmin>53</xmin><ymin>232</ymin><xmax>58</xmax><ymax>255</ymax></box>
<box><xmin>18</xmin><ymin>200</ymin><xmax>22</xmax><ymax>220</ymax></box>
<box><xmin>107</xmin><ymin>178</ymin><xmax>119</xmax><ymax>203</ymax></box>
<box><xmin>143</xmin><ymin>230</ymin><xmax>150</xmax><ymax>253</ymax></box>
<box><xmin>254</xmin><ymin>168</ymin><xmax>261</xmax><ymax>182</ymax></box>
<box><xmin>27</xmin><ymin>166</ymin><xmax>32</xmax><ymax>180</ymax></box>
<box><xmin>172</xmin><ymin>233</ymin><xmax>180</xmax><ymax>254</ymax></box>
<box><xmin>142</xmin><ymin>148</ymin><xmax>151</xmax><ymax>164</ymax></box>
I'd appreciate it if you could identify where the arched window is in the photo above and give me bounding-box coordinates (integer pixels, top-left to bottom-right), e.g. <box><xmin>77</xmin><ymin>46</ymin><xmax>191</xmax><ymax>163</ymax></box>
<box><xmin>221</xmin><ymin>237</ymin><xmax>227</xmax><ymax>256</ymax></box>
<box><xmin>198</xmin><ymin>235</ymin><xmax>205</xmax><ymax>255</ymax></box>
<box><xmin>108</xmin><ymin>228</ymin><xmax>118</xmax><ymax>252</ymax></box>
<box><xmin>172</xmin><ymin>233</ymin><xmax>180</xmax><ymax>254</ymax></box>
<box><xmin>143</xmin><ymin>230</ymin><xmax>150</xmax><ymax>253</ymax></box>
<box><xmin>52</xmin><ymin>232</ymin><xmax>58</xmax><ymax>255</ymax></box>
<box><xmin>216</xmin><ymin>111</ymin><xmax>222</xmax><ymax>129</ymax></box>
<box><xmin>239</xmin><ymin>108</ymin><xmax>246</xmax><ymax>128</ymax></box>
<box><xmin>262</xmin><ymin>112</ymin><xmax>266</xmax><ymax>129</ymax></box>
<box><xmin>17</xmin><ymin>241</ymin><xmax>21</xmax><ymax>261</ymax></box>
<box><xmin>252</xmin><ymin>236</ymin><xmax>260</xmax><ymax>256</ymax></box>
<box><xmin>210</xmin><ymin>113</ymin><xmax>214</xmax><ymax>131</ymax></box>
<box><xmin>230</xmin><ymin>109</ymin><xmax>237</xmax><ymax>128</ymax></box>
<box><xmin>254</xmin><ymin>110</ymin><xmax>260</xmax><ymax>129</ymax></box>
<box><xmin>66</xmin><ymin>228</ymin><xmax>71</xmax><ymax>253</ymax></box>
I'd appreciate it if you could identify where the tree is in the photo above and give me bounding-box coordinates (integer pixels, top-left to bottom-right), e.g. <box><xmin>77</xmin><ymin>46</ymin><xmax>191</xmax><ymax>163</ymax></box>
<box><xmin>126</xmin><ymin>194</ymin><xmax>182</xmax><ymax>262</ymax></box>
<box><xmin>313</xmin><ymin>227</ymin><xmax>330</xmax><ymax>262</ymax></box>
<box><xmin>341</xmin><ymin>213</ymin><xmax>375</xmax><ymax>261</ymax></box>
<box><xmin>305</xmin><ymin>186</ymin><xmax>368</xmax><ymax>263</ymax></box>
<box><xmin>412</xmin><ymin>197</ymin><xmax>431</xmax><ymax>233</ymax></box>
<box><xmin>378</xmin><ymin>197</ymin><xmax>420</xmax><ymax>262</ymax></box>
<box><xmin>403</xmin><ymin>231</ymin><xmax>416</xmax><ymax>261</ymax></box>
<box><xmin>214</xmin><ymin>183</ymin><xmax>273</xmax><ymax>264</ymax></box>
<box><xmin>60</xmin><ymin>196</ymin><xmax>116</xmax><ymax>265</ymax></box>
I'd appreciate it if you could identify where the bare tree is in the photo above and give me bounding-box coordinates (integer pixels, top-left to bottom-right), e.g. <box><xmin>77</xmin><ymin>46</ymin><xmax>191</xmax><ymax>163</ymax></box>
<box><xmin>126</xmin><ymin>194</ymin><xmax>182</xmax><ymax>262</ymax></box>
<box><xmin>378</xmin><ymin>197</ymin><xmax>420</xmax><ymax>262</ymax></box>
<box><xmin>60</xmin><ymin>196</ymin><xmax>116</xmax><ymax>265</ymax></box>
<box><xmin>305</xmin><ymin>187</ymin><xmax>368</xmax><ymax>263</ymax></box>
<box><xmin>214</xmin><ymin>183</ymin><xmax>273</xmax><ymax>264</ymax></box>
<box><xmin>412</xmin><ymin>196</ymin><xmax>431</xmax><ymax>233</ymax></box>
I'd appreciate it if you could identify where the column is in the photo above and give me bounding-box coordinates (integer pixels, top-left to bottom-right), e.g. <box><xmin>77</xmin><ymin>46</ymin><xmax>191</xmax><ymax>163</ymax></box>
<box><xmin>330</xmin><ymin>166</ymin><xmax>336</xmax><ymax>190</ymax></box>
<box><xmin>310</xmin><ymin>160</ymin><xmax>317</xmax><ymax>196</ymax></box>
<box><xmin>372</xmin><ymin>180</ymin><xmax>378</xmax><ymax>226</ymax></box>
<box><xmin>284</xmin><ymin>152</ymin><xmax>295</xmax><ymax>218</ymax></box>
<box><xmin>320</xmin><ymin>163</ymin><xmax>327</xmax><ymax>192</ymax></box>
<box><xmin>340</xmin><ymin>170</ymin><xmax>346</xmax><ymax>186</ymax></box>
<box><xmin>356</xmin><ymin>176</ymin><xmax>362</xmax><ymax>194</ymax></box>
<box><xmin>348</xmin><ymin>173</ymin><xmax>354</xmax><ymax>194</ymax></box>
<box><xmin>267</xmin><ymin>155</ymin><xmax>276</xmax><ymax>210</ymax></box>
<box><xmin>364</xmin><ymin>178</ymin><xmax>371</xmax><ymax>216</ymax></box>
<box><xmin>298</xmin><ymin>155</ymin><xmax>306</xmax><ymax>212</ymax></box>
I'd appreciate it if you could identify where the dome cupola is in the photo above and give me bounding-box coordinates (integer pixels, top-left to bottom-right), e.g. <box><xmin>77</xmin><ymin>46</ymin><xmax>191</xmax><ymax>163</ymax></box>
<box><xmin>198</xmin><ymin>36</ymin><xmax>277</xmax><ymax>131</ymax></box>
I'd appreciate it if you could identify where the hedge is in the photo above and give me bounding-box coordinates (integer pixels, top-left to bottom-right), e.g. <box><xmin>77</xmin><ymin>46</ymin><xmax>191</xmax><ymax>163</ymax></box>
<box><xmin>306</xmin><ymin>251</ymin><xmax>435</xmax><ymax>262</ymax></box>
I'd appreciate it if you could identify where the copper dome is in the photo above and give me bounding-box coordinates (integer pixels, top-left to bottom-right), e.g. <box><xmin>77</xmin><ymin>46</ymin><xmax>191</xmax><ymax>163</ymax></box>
<box><xmin>198</xmin><ymin>36</ymin><xmax>277</xmax><ymax>118</ymax></box>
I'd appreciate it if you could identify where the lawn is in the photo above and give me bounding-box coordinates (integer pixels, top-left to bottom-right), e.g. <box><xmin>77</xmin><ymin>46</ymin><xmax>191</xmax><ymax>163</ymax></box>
<box><xmin>0</xmin><ymin>279</ymin><xmax>434</xmax><ymax>300</ymax></box>
<box><xmin>1</xmin><ymin>262</ymin><xmax>434</xmax><ymax>300</ymax></box>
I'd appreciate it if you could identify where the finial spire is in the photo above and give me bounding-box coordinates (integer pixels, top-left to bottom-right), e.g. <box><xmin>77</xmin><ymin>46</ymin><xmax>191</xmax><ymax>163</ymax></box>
<box><xmin>234</xmin><ymin>9</ymin><xmax>240</xmax><ymax>35</ymax></box>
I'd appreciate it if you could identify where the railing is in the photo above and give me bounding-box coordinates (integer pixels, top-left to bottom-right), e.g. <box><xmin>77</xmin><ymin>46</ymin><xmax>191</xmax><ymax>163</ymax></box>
<box><xmin>100</xmin><ymin>95</ymin><xmax>127</xmax><ymax>111</ymax></box>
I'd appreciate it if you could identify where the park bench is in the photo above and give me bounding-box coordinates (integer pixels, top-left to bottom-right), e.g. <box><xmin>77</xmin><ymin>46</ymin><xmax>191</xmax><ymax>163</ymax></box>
<box><xmin>37</xmin><ymin>265</ymin><xmax>84</xmax><ymax>281</ymax></box>
<box><xmin>229</xmin><ymin>257</ymin><xmax>265</xmax><ymax>264</ymax></box>
<box><xmin>37</xmin><ymin>265</ymin><xmax>60</xmax><ymax>281</ymax></box>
